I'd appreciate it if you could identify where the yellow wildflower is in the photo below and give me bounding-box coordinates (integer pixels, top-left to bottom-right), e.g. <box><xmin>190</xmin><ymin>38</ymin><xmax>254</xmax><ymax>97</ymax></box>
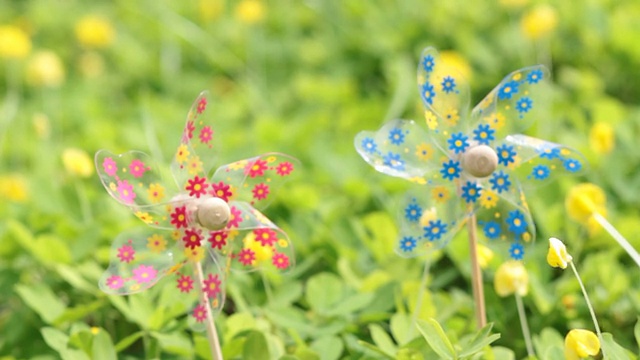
<box><xmin>199</xmin><ymin>0</ymin><xmax>224</xmax><ymax>21</ymax></box>
<box><xmin>235</xmin><ymin>0</ymin><xmax>265</xmax><ymax>24</ymax></box>
<box><xmin>477</xmin><ymin>244</ymin><xmax>494</xmax><ymax>269</ymax></box>
<box><xmin>75</xmin><ymin>15</ymin><xmax>115</xmax><ymax>48</ymax></box>
<box><xmin>90</xmin><ymin>327</ymin><xmax>100</xmax><ymax>335</ymax></box>
<box><xmin>0</xmin><ymin>174</ymin><xmax>29</xmax><ymax>202</ymax></box>
<box><xmin>243</xmin><ymin>232</ymin><xmax>273</xmax><ymax>264</ymax></box>
<box><xmin>26</xmin><ymin>51</ymin><xmax>65</xmax><ymax>87</ymax></box>
<box><xmin>439</xmin><ymin>50</ymin><xmax>472</xmax><ymax>82</ymax></box>
<box><xmin>588</xmin><ymin>122</ymin><xmax>614</xmax><ymax>155</ymax></box>
<box><xmin>547</xmin><ymin>237</ymin><xmax>572</xmax><ymax>269</ymax></box>
<box><xmin>494</xmin><ymin>260</ymin><xmax>528</xmax><ymax>297</ymax></box>
<box><xmin>419</xmin><ymin>207</ymin><xmax>438</xmax><ymax>227</ymax></box>
<box><xmin>565</xmin><ymin>183</ymin><xmax>606</xmax><ymax>225</ymax></box>
<box><xmin>521</xmin><ymin>4</ymin><xmax>558</xmax><ymax>40</ymax></box>
<box><xmin>62</xmin><ymin>148</ymin><xmax>93</xmax><ymax>178</ymax></box>
<box><xmin>0</xmin><ymin>25</ymin><xmax>31</xmax><ymax>59</ymax></box>
<box><xmin>564</xmin><ymin>329</ymin><xmax>600</xmax><ymax>360</ymax></box>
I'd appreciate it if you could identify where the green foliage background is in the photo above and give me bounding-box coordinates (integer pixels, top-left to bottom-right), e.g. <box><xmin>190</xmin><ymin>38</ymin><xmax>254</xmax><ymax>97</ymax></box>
<box><xmin>1</xmin><ymin>0</ymin><xmax>639</xmax><ymax>359</ymax></box>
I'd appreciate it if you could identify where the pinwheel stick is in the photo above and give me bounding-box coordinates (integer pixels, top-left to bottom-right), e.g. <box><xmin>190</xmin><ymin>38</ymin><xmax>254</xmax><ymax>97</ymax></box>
<box><xmin>194</xmin><ymin>262</ymin><xmax>224</xmax><ymax>360</ymax></box>
<box><xmin>466</xmin><ymin>212</ymin><xmax>487</xmax><ymax>328</ymax></box>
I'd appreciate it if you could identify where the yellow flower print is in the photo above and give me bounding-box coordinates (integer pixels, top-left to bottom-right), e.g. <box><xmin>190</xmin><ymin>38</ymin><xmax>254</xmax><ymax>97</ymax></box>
<box><xmin>431</xmin><ymin>186</ymin><xmax>450</xmax><ymax>203</ymax></box>
<box><xmin>415</xmin><ymin>143</ymin><xmax>434</xmax><ymax>161</ymax></box>
<box><xmin>147</xmin><ymin>183</ymin><xmax>165</xmax><ymax>203</ymax></box>
<box><xmin>147</xmin><ymin>234</ymin><xmax>167</xmax><ymax>253</ymax></box>
<box><xmin>443</xmin><ymin>108</ymin><xmax>460</xmax><ymax>126</ymax></box>
<box><xmin>228</xmin><ymin>160</ymin><xmax>247</xmax><ymax>170</ymax></box>
<box><xmin>187</xmin><ymin>156</ymin><xmax>203</xmax><ymax>175</ymax></box>
<box><xmin>185</xmin><ymin>246</ymin><xmax>205</xmax><ymax>263</ymax></box>
<box><xmin>135</xmin><ymin>211</ymin><xmax>153</xmax><ymax>224</ymax></box>
<box><xmin>409</xmin><ymin>177</ymin><xmax>427</xmax><ymax>185</ymax></box>
<box><xmin>479</xmin><ymin>189</ymin><xmax>499</xmax><ymax>209</ymax></box>
<box><xmin>485</xmin><ymin>112</ymin><xmax>506</xmax><ymax>130</ymax></box>
<box><xmin>425</xmin><ymin>110</ymin><xmax>438</xmax><ymax>130</ymax></box>
<box><xmin>175</xmin><ymin>144</ymin><xmax>190</xmax><ymax>164</ymax></box>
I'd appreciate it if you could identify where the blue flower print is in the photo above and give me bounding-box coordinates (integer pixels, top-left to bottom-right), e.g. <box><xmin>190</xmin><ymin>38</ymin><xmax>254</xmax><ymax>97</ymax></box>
<box><xmin>383</xmin><ymin>152</ymin><xmax>405</xmax><ymax>171</ymax></box>
<box><xmin>441</xmin><ymin>76</ymin><xmax>456</xmax><ymax>93</ymax></box>
<box><xmin>421</xmin><ymin>82</ymin><xmax>435</xmax><ymax>105</ymax></box>
<box><xmin>496</xmin><ymin>144</ymin><xmax>516</xmax><ymax>167</ymax></box>
<box><xmin>506</xmin><ymin>210</ymin><xmax>527</xmax><ymax>236</ymax></box>
<box><xmin>424</xmin><ymin>219</ymin><xmax>447</xmax><ymax>241</ymax></box>
<box><xmin>447</xmin><ymin>132</ymin><xmax>469</xmax><ymax>154</ymax></box>
<box><xmin>527</xmin><ymin>69</ymin><xmax>543</xmax><ymax>84</ymax></box>
<box><xmin>509</xmin><ymin>242</ymin><xmax>524</xmax><ymax>260</ymax></box>
<box><xmin>399</xmin><ymin>236</ymin><xmax>417</xmax><ymax>252</ymax></box>
<box><xmin>361</xmin><ymin>137</ymin><xmax>377</xmax><ymax>154</ymax></box>
<box><xmin>422</xmin><ymin>55</ymin><xmax>435</xmax><ymax>72</ymax></box>
<box><xmin>539</xmin><ymin>146</ymin><xmax>560</xmax><ymax>159</ymax></box>
<box><xmin>498</xmin><ymin>80</ymin><xmax>519</xmax><ymax>100</ymax></box>
<box><xmin>483</xmin><ymin>221</ymin><xmax>501</xmax><ymax>239</ymax></box>
<box><xmin>532</xmin><ymin>164</ymin><xmax>550</xmax><ymax>180</ymax></box>
<box><xmin>489</xmin><ymin>171</ymin><xmax>511</xmax><ymax>193</ymax></box>
<box><xmin>564</xmin><ymin>158</ymin><xmax>582</xmax><ymax>173</ymax></box>
<box><xmin>389</xmin><ymin>128</ymin><xmax>405</xmax><ymax>145</ymax></box>
<box><xmin>404</xmin><ymin>202</ymin><xmax>422</xmax><ymax>222</ymax></box>
<box><xmin>472</xmin><ymin>124</ymin><xmax>495</xmax><ymax>145</ymax></box>
<box><xmin>461</xmin><ymin>181</ymin><xmax>481</xmax><ymax>203</ymax></box>
<box><xmin>515</xmin><ymin>97</ymin><xmax>533</xmax><ymax>114</ymax></box>
<box><xmin>440</xmin><ymin>159</ymin><xmax>461</xmax><ymax>181</ymax></box>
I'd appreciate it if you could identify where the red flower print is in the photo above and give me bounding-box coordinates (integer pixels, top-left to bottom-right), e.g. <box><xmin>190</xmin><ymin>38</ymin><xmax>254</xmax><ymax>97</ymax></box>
<box><xmin>103</xmin><ymin>157</ymin><xmax>117</xmax><ymax>176</ymax></box>
<box><xmin>276</xmin><ymin>161</ymin><xmax>294</xmax><ymax>176</ymax></box>
<box><xmin>129</xmin><ymin>159</ymin><xmax>147</xmax><ymax>178</ymax></box>
<box><xmin>244</xmin><ymin>159</ymin><xmax>268</xmax><ymax>178</ymax></box>
<box><xmin>272</xmin><ymin>253</ymin><xmax>290</xmax><ymax>270</ymax></box>
<box><xmin>176</xmin><ymin>274</ymin><xmax>194</xmax><ymax>293</ymax></box>
<box><xmin>202</xmin><ymin>273</ymin><xmax>221</xmax><ymax>298</ymax></box>
<box><xmin>253</xmin><ymin>228</ymin><xmax>277</xmax><ymax>247</ymax></box>
<box><xmin>106</xmin><ymin>275</ymin><xmax>124</xmax><ymax>289</ymax></box>
<box><xmin>208</xmin><ymin>231</ymin><xmax>227</xmax><ymax>250</ymax></box>
<box><xmin>185</xmin><ymin>175</ymin><xmax>209</xmax><ymax>198</ymax></box>
<box><xmin>193</xmin><ymin>303</ymin><xmax>207</xmax><ymax>323</ymax></box>
<box><xmin>199</xmin><ymin>126</ymin><xmax>213</xmax><ymax>145</ymax></box>
<box><xmin>170</xmin><ymin>205</ymin><xmax>188</xmax><ymax>228</ymax></box>
<box><xmin>197</xmin><ymin>97</ymin><xmax>207</xmax><ymax>114</ymax></box>
<box><xmin>210</xmin><ymin>181</ymin><xmax>232</xmax><ymax>202</ymax></box>
<box><xmin>226</xmin><ymin>206</ymin><xmax>243</xmax><ymax>229</ymax></box>
<box><xmin>116</xmin><ymin>179</ymin><xmax>136</xmax><ymax>204</ymax></box>
<box><xmin>182</xmin><ymin>229</ymin><xmax>202</xmax><ymax>249</ymax></box>
<box><xmin>187</xmin><ymin>121</ymin><xmax>195</xmax><ymax>139</ymax></box>
<box><xmin>238</xmin><ymin>248</ymin><xmax>256</xmax><ymax>266</ymax></box>
<box><xmin>252</xmin><ymin>183</ymin><xmax>270</xmax><ymax>201</ymax></box>
<box><xmin>132</xmin><ymin>264</ymin><xmax>157</xmax><ymax>284</ymax></box>
<box><xmin>117</xmin><ymin>243</ymin><xmax>135</xmax><ymax>263</ymax></box>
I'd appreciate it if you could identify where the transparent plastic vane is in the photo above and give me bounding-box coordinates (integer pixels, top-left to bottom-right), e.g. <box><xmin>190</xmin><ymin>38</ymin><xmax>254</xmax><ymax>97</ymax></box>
<box><xmin>355</xmin><ymin>47</ymin><xmax>586</xmax><ymax>260</ymax></box>
<box><xmin>96</xmin><ymin>92</ymin><xmax>297</xmax><ymax>330</ymax></box>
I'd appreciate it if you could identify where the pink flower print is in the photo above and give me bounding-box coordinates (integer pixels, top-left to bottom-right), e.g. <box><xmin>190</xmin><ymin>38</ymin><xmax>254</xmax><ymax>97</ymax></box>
<box><xmin>276</xmin><ymin>161</ymin><xmax>294</xmax><ymax>176</ymax></box>
<box><xmin>202</xmin><ymin>273</ymin><xmax>221</xmax><ymax>298</ymax></box>
<box><xmin>226</xmin><ymin>206</ymin><xmax>243</xmax><ymax>229</ymax></box>
<box><xmin>132</xmin><ymin>264</ymin><xmax>157</xmax><ymax>284</ymax></box>
<box><xmin>106</xmin><ymin>275</ymin><xmax>124</xmax><ymax>289</ymax></box>
<box><xmin>252</xmin><ymin>183</ymin><xmax>270</xmax><ymax>201</ymax></box>
<box><xmin>238</xmin><ymin>248</ymin><xmax>256</xmax><ymax>266</ymax></box>
<box><xmin>193</xmin><ymin>303</ymin><xmax>207</xmax><ymax>323</ymax></box>
<box><xmin>185</xmin><ymin>175</ymin><xmax>209</xmax><ymax>198</ymax></box>
<box><xmin>116</xmin><ymin>179</ymin><xmax>136</xmax><ymax>204</ymax></box>
<box><xmin>197</xmin><ymin>97</ymin><xmax>207</xmax><ymax>114</ymax></box>
<box><xmin>129</xmin><ymin>159</ymin><xmax>147</xmax><ymax>178</ymax></box>
<box><xmin>210</xmin><ymin>181</ymin><xmax>232</xmax><ymax>202</ymax></box>
<box><xmin>182</xmin><ymin>228</ymin><xmax>203</xmax><ymax>249</ymax></box>
<box><xmin>103</xmin><ymin>157</ymin><xmax>117</xmax><ymax>176</ymax></box>
<box><xmin>244</xmin><ymin>159</ymin><xmax>268</xmax><ymax>178</ymax></box>
<box><xmin>176</xmin><ymin>274</ymin><xmax>194</xmax><ymax>293</ymax></box>
<box><xmin>254</xmin><ymin>228</ymin><xmax>277</xmax><ymax>247</ymax></box>
<box><xmin>117</xmin><ymin>244</ymin><xmax>136</xmax><ymax>263</ymax></box>
<box><xmin>208</xmin><ymin>231</ymin><xmax>227</xmax><ymax>250</ymax></box>
<box><xmin>170</xmin><ymin>205</ymin><xmax>188</xmax><ymax>229</ymax></box>
<box><xmin>199</xmin><ymin>126</ymin><xmax>213</xmax><ymax>145</ymax></box>
<box><xmin>187</xmin><ymin>121</ymin><xmax>195</xmax><ymax>139</ymax></box>
<box><xmin>272</xmin><ymin>253</ymin><xmax>290</xmax><ymax>270</ymax></box>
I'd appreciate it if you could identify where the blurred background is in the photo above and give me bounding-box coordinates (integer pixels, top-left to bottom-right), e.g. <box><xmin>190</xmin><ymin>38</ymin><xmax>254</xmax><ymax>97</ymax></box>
<box><xmin>1</xmin><ymin>0</ymin><xmax>639</xmax><ymax>359</ymax></box>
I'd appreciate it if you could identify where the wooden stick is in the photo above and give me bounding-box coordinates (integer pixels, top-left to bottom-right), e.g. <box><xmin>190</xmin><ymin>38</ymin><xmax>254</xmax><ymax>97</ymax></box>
<box><xmin>194</xmin><ymin>261</ymin><xmax>224</xmax><ymax>360</ymax></box>
<box><xmin>466</xmin><ymin>212</ymin><xmax>487</xmax><ymax>328</ymax></box>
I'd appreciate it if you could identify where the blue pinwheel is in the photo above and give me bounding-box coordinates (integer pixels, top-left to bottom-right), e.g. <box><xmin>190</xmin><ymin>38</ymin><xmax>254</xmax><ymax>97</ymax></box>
<box><xmin>355</xmin><ymin>47</ymin><xmax>586</xmax><ymax>260</ymax></box>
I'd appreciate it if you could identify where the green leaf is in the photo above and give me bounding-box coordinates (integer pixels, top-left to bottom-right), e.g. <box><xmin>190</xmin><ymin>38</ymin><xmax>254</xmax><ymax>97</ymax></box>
<box><xmin>151</xmin><ymin>331</ymin><xmax>193</xmax><ymax>356</ymax></box>
<box><xmin>305</xmin><ymin>272</ymin><xmax>344</xmax><ymax>314</ymax></box>
<box><xmin>390</xmin><ymin>313</ymin><xmax>412</xmax><ymax>346</ymax></box>
<box><xmin>243</xmin><ymin>331</ymin><xmax>270</xmax><ymax>360</ymax></box>
<box><xmin>54</xmin><ymin>300</ymin><xmax>104</xmax><ymax>326</ymax></box>
<box><xmin>114</xmin><ymin>331</ymin><xmax>144</xmax><ymax>352</ymax></box>
<box><xmin>15</xmin><ymin>283</ymin><xmax>66</xmax><ymax>324</ymax></box>
<box><xmin>41</xmin><ymin>327</ymin><xmax>69</xmax><ymax>353</ymax></box>
<box><xmin>369</xmin><ymin>324</ymin><xmax>398</xmax><ymax>357</ymax></box>
<box><xmin>309</xmin><ymin>336</ymin><xmax>343</xmax><ymax>360</ymax></box>
<box><xmin>55</xmin><ymin>264</ymin><xmax>97</xmax><ymax>294</ymax></box>
<box><xmin>601</xmin><ymin>333</ymin><xmax>635</xmax><ymax>360</ymax></box>
<box><xmin>416</xmin><ymin>319</ymin><xmax>456</xmax><ymax>360</ymax></box>
<box><xmin>91</xmin><ymin>330</ymin><xmax>117</xmax><ymax>360</ymax></box>
<box><xmin>356</xmin><ymin>341</ymin><xmax>395</xmax><ymax>359</ymax></box>
<box><xmin>325</xmin><ymin>292</ymin><xmax>374</xmax><ymax>316</ymax></box>
<box><xmin>635</xmin><ymin>317</ymin><xmax>640</xmax><ymax>349</ymax></box>
<box><xmin>225</xmin><ymin>312</ymin><xmax>256</xmax><ymax>341</ymax></box>
<box><xmin>269</xmin><ymin>281</ymin><xmax>303</xmax><ymax>307</ymax></box>
<box><xmin>458</xmin><ymin>322</ymin><xmax>500</xmax><ymax>357</ymax></box>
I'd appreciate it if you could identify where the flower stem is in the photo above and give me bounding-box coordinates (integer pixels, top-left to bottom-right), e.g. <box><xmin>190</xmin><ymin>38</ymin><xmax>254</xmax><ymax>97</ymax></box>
<box><xmin>409</xmin><ymin>255</ymin><xmax>431</xmax><ymax>339</ymax></box>
<box><xmin>466</xmin><ymin>213</ymin><xmax>486</xmax><ymax>328</ymax></box>
<box><xmin>593</xmin><ymin>212</ymin><xmax>640</xmax><ymax>268</ymax></box>
<box><xmin>194</xmin><ymin>261</ymin><xmax>224</xmax><ymax>360</ymax></box>
<box><xmin>569</xmin><ymin>261</ymin><xmax>605</xmax><ymax>359</ymax></box>
<box><xmin>514</xmin><ymin>293</ymin><xmax>535</xmax><ymax>357</ymax></box>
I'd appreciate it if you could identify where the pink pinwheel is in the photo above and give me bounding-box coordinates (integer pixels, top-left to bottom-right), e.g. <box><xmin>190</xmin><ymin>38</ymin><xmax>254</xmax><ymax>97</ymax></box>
<box><xmin>96</xmin><ymin>92</ymin><xmax>297</xmax><ymax>330</ymax></box>
<box><xmin>355</xmin><ymin>47</ymin><xmax>586</xmax><ymax>260</ymax></box>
